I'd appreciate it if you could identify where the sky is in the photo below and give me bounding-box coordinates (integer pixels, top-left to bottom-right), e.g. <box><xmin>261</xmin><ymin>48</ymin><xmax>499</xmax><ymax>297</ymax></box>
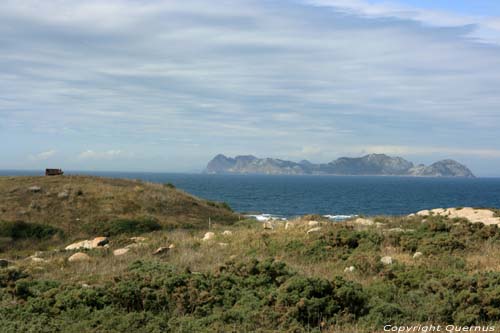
<box><xmin>1</xmin><ymin>0</ymin><xmax>500</xmax><ymax>176</ymax></box>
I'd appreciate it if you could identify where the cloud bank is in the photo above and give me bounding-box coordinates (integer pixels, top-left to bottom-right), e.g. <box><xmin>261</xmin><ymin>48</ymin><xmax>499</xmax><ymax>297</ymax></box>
<box><xmin>1</xmin><ymin>0</ymin><xmax>500</xmax><ymax>175</ymax></box>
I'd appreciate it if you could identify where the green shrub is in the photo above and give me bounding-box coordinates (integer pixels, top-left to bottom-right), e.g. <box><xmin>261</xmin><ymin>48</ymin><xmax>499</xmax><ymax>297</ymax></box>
<box><xmin>0</xmin><ymin>221</ymin><xmax>62</xmax><ymax>240</ymax></box>
<box><xmin>96</xmin><ymin>218</ymin><xmax>161</xmax><ymax>236</ymax></box>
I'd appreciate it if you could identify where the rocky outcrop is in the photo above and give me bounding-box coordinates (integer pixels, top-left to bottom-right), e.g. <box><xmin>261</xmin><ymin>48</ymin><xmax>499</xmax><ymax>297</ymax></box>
<box><xmin>416</xmin><ymin>207</ymin><xmax>500</xmax><ymax>225</ymax></box>
<box><xmin>206</xmin><ymin>154</ymin><xmax>474</xmax><ymax>177</ymax></box>
<box><xmin>68</xmin><ymin>252</ymin><xmax>91</xmax><ymax>262</ymax></box>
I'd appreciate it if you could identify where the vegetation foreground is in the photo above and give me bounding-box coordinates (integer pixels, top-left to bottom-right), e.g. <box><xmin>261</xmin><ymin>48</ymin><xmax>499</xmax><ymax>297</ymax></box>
<box><xmin>1</xmin><ymin>177</ymin><xmax>500</xmax><ymax>332</ymax></box>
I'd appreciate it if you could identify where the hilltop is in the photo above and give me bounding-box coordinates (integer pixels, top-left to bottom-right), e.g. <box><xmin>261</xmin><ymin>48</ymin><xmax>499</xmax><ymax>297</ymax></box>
<box><xmin>0</xmin><ymin>175</ymin><xmax>237</xmax><ymax>240</ymax></box>
<box><xmin>206</xmin><ymin>153</ymin><xmax>475</xmax><ymax>177</ymax></box>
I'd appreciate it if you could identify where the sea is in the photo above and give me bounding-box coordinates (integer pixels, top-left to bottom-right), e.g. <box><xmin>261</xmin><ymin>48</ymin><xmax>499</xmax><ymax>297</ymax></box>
<box><xmin>2</xmin><ymin>170</ymin><xmax>500</xmax><ymax>221</ymax></box>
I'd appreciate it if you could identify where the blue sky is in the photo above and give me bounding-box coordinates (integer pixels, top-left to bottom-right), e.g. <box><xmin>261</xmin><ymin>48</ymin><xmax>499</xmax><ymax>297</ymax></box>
<box><xmin>1</xmin><ymin>0</ymin><xmax>500</xmax><ymax>175</ymax></box>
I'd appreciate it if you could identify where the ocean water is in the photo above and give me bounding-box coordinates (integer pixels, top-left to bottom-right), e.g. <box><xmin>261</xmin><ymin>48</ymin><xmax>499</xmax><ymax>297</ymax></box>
<box><xmin>2</xmin><ymin>170</ymin><xmax>500</xmax><ymax>219</ymax></box>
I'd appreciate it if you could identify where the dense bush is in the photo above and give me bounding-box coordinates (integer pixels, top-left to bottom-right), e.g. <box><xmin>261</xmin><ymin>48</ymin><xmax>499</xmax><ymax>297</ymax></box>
<box><xmin>0</xmin><ymin>221</ymin><xmax>62</xmax><ymax>240</ymax></box>
<box><xmin>89</xmin><ymin>218</ymin><xmax>162</xmax><ymax>236</ymax></box>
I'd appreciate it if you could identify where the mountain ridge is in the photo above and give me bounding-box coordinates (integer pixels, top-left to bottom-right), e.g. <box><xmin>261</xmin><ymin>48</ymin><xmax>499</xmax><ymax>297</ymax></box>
<box><xmin>205</xmin><ymin>153</ymin><xmax>475</xmax><ymax>177</ymax></box>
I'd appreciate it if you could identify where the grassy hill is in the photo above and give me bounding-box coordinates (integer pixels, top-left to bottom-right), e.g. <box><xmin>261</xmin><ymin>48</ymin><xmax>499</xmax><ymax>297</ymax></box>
<box><xmin>0</xmin><ymin>175</ymin><xmax>237</xmax><ymax>243</ymax></box>
<box><xmin>1</xmin><ymin>212</ymin><xmax>500</xmax><ymax>332</ymax></box>
<box><xmin>1</xmin><ymin>176</ymin><xmax>500</xmax><ymax>332</ymax></box>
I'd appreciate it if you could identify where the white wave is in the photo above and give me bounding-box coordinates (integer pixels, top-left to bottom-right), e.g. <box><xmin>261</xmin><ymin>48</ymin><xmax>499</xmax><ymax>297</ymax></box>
<box><xmin>323</xmin><ymin>214</ymin><xmax>357</xmax><ymax>221</ymax></box>
<box><xmin>246</xmin><ymin>214</ymin><xmax>287</xmax><ymax>222</ymax></box>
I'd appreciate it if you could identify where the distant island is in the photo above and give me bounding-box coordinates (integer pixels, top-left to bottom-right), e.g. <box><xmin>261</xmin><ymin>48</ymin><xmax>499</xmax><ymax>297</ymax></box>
<box><xmin>205</xmin><ymin>153</ymin><xmax>475</xmax><ymax>177</ymax></box>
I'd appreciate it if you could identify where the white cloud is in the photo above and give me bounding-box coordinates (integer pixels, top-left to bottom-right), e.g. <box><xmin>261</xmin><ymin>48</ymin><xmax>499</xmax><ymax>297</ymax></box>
<box><xmin>77</xmin><ymin>150</ymin><xmax>130</xmax><ymax>160</ymax></box>
<box><xmin>303</xmin><ymin>0</ymin><xmax>500</xmax><ymax>44</ymax></box>
<box><xmin>0</xmin><ymin>0</ymin><xmax>499</xmax><ymax>173</ymax></box>
<box><xmin>29</xmin><ymin>150</ymin><xmax>56</xmax><ymax>161</ymax></box>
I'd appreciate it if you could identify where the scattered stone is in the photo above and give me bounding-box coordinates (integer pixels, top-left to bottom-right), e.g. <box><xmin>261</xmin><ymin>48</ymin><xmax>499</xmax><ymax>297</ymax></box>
<box><xmin>130</xmin><ymin>237</ymin><xmax>147</xmax><ymax>242</ymax></box>
<box><xmin>344</xmin><ymin>266</ymin><xmax>355</xmax><ymax>272</ymax></box>
<box><xmin>308</xmin><ymin>221</ymin><xmax>320</xmax><ymax>227</ymax></box>
<box><xmin>113</xmin><ymin>248</ymin><xmax>130</xmax><ymax>256</ymax></box>
<box><xmin>388</xmin><ymin>228</ymin><xmax>405</xmax><ymax>233</ymax></box>
<box><xmin>202</xmin><ymin>232</ymin><xmax>215</xmax><ymax>241</ymax></box>
<box><xmin>30</xmin><ymin>257</ymin><xmax>47</xmax><ymax>263</ymax></box>
<box><xmin>380</xmin><ymin>256</ymin><xmax>393</xmax><ymax>265</ymax></box>
<box><xmin>413</xmin><ymin>252</ymin><xmax>423</xmax><ymax>259</ymax></box>
<box><xmin>0</xmin><ymin>259</ymin><xmax>10</xmax><ymax>268</ymax></box>
<box><xmin>222</xmin><ymin>230</ymin><xmax>233</xmax><ymax>236</ymax></box>
<box><xmin>68</xmin><ymin>252</ymin><xmax>91</xmax><ymax>262</ymax></box>
<box><xmin>307</xmin><ymin>227</ymin><xmax>322</xmax><ymax>234</ymax></box>
<box><xmin>57</xmin><ymin>191</ymin><xmax>69</xmax><ymax>199</ymax></box>
<box><xmin>152</xmin><ymin>247</ymin><xmax>170</xmax><ymax>255</ymax></box>
<box><xmin>28</xmin><ymin>186</ymin><xmax>41</xmax><ymax>193</ymax></box>
<box><xmin>353</xmin><ymin>218</ymin><xmax>374</xmax><ymax>226</ymax></box>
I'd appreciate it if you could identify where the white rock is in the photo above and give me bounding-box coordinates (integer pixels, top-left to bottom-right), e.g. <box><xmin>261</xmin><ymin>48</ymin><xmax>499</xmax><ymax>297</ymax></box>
<box><xmin>308</xmin><ymin>221</ymin><xmax>320</xmax><ymax>227</ymax></box>
<box><xmin>65</xmin><ymin>237</ymin><xmax>108</xmax><ymax>250</ymax></box>
<box><xmin>168</xmin><ymin>244</ymin><xmax>176</xmax><ymax>249</ymax></box>
<box><xmin>307</xmin><ymin>227</ymin><xmax>322</xmax><ymax>234</ymax></box>
<box><xmin>344</xmin><ymin>266</ymin><xmax>355</xmax><ymax>272</ymax></box>
<box><xmin>130</xmin><ymin>237</ymin><xmax>147</xmax><ymax>242</ymax></box>
<box><xmin>380</xmin><ymin>256</ymin><xmax>393</xmax><ymax>265</ymax></box>
<box><xmin>285</xmin><ymin>222</ymin><xmax>292</xmax><ymax>230</ymax></box>
<box><xmin>28</xmin><ymin>186</ymin><xmax>41</xmax><ymax>193</ymax></box>
<box><xmin>57</xmin><ymin>191</ymin><xmax>69</xmax><ymax>199</ymax></box>
<box><xmin>30</xmin><ymin>257</ymin><xmax>47</xmax><ymax>263</ymax></box>
<box><xmin>354</xmin><ymin>218</ymin><xmax>374</xmax><ymax>226</ymax></box>
<box><xmin>218</xmin><ymin>242</ymin><xmax>229</xmax><ymax>247</ymax></box>
<box><xmin>416</xmin><ymin>210</ymin><xmax>430</xmax><ymax>216</ymax></box>
<box><xmin>222</xmin><ymin>230</ymin><xmax>233</xmax><ymax>236</ymax></box>
<box><xmin>68</xmin><ymin>252</ymin><xmax>91</xmax><ymax>262</ymax></box>
<box><xmin>413</xmin><ymin>252</ymin><xmax>423</xmax><ymax>259</ymax></box>
<box><xmin>113</xmin><ymin>248</ymin><xmax>130</xmax><ymax>256</ymax></box>
<box><xmin>202</xmin><ymin>232</ymin><xmax>215</xmax><ymax>241</ymax></box>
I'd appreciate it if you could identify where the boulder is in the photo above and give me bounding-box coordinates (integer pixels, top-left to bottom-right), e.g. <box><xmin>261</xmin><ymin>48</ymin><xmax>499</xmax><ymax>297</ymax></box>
<box><xmin>380</xmin><ymin>256</ymin><xmax>393</xmax><ymax>265</ymax></box>
<box><xmin>91</xmin><ymin>237</ymin><xmax>109</xmax><ymax>248</ymax></box>
<box><xmin>28</xmin><ymin>186</ymin><xmax>41</xmax><ymax>193</ymax></box>
<box><xmin>113</xmin><ymin>248</ymin><xmax>130</xmax><ymax>256</ymax></box>
<box><xmin>354</xmin><ymin>218</ymin><xmax>374</xmax><ymax>226</ymax></box>
<box><xmin>65</xmin><ymin>237</ymin><xmax>108</xmax><ymax>250</ymax></box>
<box><xmin>30</xmin><ymin>257</ymin><xmax>47</xmax><ymax>263</ymax></box>
<box><xmin>57</xmin><ymin>191</ymin><xmax>69</xmax><ymax>199</ymax></box>
<box><xmin>413</xmin><ymin>252</ymin><xmax>423</xmax><ymax>259</ymax></box>
<box><xmin>68</xmin><ymin>252</ymin><xmax>91</xmax><ymax>262</ymax></box>
<box><xmin>202</xmin><ymin>232</ymin><xmax>215</xmax><ymax>241</ymax></box>
<box><xmin>222</xmin><ymin>230</ymin><xmax>233</xmax><ymax>236</ymax></box>
<box><xmin>416</xmin><ymin>210</ymin><xmax>430</xmax><ymax>216</ymax></box>
<box><xmin>308</xmin><ymin>221</ymin><xmax>320</xmax><ymax>227</ymax></box>
<box><xmin>152</xmin><ymin>247</ymin><xmax>170</xmax><ymax>255</ymax></box>
<box><xmin>130</xmin><ymin>237</ymin><xmax>147</xmax><ymax>243</ymax></box>
<box><xmin>307</xmin><ymin>227</ymin><xmax>322</xmax><ymax>234</ymax></box>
